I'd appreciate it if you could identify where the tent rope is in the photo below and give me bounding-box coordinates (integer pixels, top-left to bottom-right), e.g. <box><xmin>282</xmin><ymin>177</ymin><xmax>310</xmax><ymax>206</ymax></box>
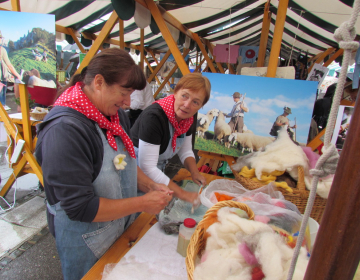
<box><xmin>286</xmin><ymin>0</ymin><xmax>360</xmax><ymax>279</ymax></box>
<box><xmin>287</xmin><ymin>10</ymin><xmax>304</xmax><ymax>66</ymax></box>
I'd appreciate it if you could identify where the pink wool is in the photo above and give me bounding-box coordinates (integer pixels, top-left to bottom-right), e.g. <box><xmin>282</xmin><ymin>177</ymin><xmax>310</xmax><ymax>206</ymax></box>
<box><xmin>254</xmin><ymin>215</ymin><xmax>270</xmax><ymax>224</ymax></box>
<box><xmin>301</xmin><ymin>147</ymin><xmax>320</xmax><ymax>170</ymax></box>
<box><xmin>239</xmin><ymin>243</ymin><xmax>258</xmax><ymax>266</ymax></box>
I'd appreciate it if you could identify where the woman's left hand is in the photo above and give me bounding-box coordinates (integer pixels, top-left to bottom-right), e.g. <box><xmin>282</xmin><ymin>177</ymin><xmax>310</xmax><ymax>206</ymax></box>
<box><xmin>191</xmin><ymin>172</ymin><xmax>206</xmax><ymax>187</ymax></box>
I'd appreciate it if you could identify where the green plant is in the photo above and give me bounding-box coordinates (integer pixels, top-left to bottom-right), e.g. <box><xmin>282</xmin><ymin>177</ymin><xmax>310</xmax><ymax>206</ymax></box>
<box><xmin>14</xmin><ymin>97</ymin><xmax>36</xmax><ymax>108</ymax></box>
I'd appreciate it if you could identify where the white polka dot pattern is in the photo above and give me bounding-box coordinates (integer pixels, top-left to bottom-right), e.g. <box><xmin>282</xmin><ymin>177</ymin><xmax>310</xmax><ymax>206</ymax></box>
<box><xmin>55</xmin><ymin>82</ymin><xmax>136</xmax><ymax>158</ymax></box>
<box><xmin>155</xmin><ymin>95</ymin><xmax>193</xmax><ymax>152</ymax></box>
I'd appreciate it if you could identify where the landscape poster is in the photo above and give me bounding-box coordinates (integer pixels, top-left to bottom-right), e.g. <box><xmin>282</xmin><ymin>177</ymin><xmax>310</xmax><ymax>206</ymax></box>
<box><xmin>0</xmin><ymin>10</ymin><xmax>56</xmax><ymax>88</ymax></box>
<box><xmin>195</xmin><ymin>73</ymin><xmax>318</xmax><ymax>157</ymax></box>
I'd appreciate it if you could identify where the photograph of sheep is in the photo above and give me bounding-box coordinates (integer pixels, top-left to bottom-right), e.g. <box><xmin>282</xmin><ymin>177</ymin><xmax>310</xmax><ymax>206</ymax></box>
<box><xmin>0</xmin><ymin>10</ymin><xmax>56</xmax><ymax>88</ymax></box>
<box><xmin>195</xmin><ymin>72</ymin><xmax>318</xmax><ymax>157</ymax></box>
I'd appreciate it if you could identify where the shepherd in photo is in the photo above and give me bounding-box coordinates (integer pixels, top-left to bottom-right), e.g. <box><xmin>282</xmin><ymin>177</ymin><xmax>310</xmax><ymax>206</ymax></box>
<box><xmin>270</xmin><ymin>106</ymin><xmax>297</xmax><ymax>140</ymax></box>
<box><xmin>226</xmin><ymin>92</ymin><xmax>249</xmax><ymax>133</ymax></box>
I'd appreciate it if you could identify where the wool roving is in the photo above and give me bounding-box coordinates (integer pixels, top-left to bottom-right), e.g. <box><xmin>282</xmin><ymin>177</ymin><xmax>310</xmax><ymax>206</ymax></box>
<box><xmin>193</xmin><ymin>208</ymin><xmax>309</xmax><ymax>280</ymax></box>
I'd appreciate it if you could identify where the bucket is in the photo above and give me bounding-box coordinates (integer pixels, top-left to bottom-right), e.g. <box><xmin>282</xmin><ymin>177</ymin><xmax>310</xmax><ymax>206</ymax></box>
<box><xmin>308</xmin><ymin>217</ymin><xmax>320</xmax><ymax>249</ymax></box>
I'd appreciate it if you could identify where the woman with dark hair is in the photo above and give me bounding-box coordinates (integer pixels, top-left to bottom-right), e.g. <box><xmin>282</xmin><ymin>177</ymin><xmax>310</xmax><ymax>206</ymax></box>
<box><xmin>35</xmin><ymin>48</ymin><xmax>172</xmax><ymax>280</ymax></box>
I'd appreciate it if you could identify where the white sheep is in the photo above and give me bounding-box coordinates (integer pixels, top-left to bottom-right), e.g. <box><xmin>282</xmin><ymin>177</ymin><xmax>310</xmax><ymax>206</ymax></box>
<box><xmin>196</xmin><ymin>108</ymin><xmax>219</xmax><ymax>138</ymax></box>
<box><xmin>229</xmin><ymin>133</ymin><xmax>275</xmax><ymax>153</ymax></box>
<box><xmin>214</xmin><ymin>111</ymin><xmax>232</xmax><ymax>147</ymax></box>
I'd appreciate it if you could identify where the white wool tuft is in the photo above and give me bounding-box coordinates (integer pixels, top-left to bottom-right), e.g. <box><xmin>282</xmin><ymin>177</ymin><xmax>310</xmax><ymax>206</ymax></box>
<box><xmin>233</xmin><ymin>126</ymin><xmax>309</xmax><ymax>180</ymax></box>
<box><xmin>304</xmin><ymin>175</ymin><xmax>334</xmax><ymax>199</ymax></box>
<box><xmin>194</xmin><ymin>208</ymin><xmax>309</xmax><ymax>280</ymax></box>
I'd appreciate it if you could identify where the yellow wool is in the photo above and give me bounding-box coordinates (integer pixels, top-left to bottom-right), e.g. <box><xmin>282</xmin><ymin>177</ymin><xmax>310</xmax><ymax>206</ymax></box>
<box><xmin>239</xmin><ymin>167</ymin><xmax>292</xmax><ymax>193</ymax></box>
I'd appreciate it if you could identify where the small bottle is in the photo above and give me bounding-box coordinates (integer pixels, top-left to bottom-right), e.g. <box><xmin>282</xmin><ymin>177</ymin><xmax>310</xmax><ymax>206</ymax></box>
<box><xmin>177</xmin><ymin>218</ymin><xmax>197</xmax><ymax>257</ymax></box>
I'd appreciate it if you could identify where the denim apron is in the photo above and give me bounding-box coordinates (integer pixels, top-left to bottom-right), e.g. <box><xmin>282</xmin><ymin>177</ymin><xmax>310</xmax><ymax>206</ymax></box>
<box><xmin>135</xmin><ymin>121</ymin><xmax>186</xmax><ymax>173</ymax></box>
<box><xmin>47</xmin><ymin>124</ymin><xmax>137</xmax><ymax>280</ymax></box>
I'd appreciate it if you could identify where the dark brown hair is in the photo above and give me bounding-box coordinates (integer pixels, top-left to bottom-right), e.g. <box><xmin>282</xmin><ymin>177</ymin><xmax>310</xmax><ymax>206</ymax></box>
<box><xmin>174</xmin><ymin>73</ymin><xmax>211</xmax><ymax>106</ymax></box>
<box><xmin>58</xmin><ymin>48</ymin><xmax>146</xmax><ymax>96</ymax></box>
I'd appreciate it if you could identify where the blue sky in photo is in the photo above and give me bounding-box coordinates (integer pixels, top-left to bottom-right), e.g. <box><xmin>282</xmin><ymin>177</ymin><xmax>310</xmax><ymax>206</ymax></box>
<box><xmin>201</xmin><ymin>73</ymin><xmax>318</xmax><ymax>144</ymax></box>
<box><xmin>0</xmin><ymin>10</ymin><xmax>55</xmax><ymax>41</ymax></box>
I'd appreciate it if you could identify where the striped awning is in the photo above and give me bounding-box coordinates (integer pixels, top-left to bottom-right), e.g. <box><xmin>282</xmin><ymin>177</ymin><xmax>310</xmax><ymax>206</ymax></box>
<box><xmin>0</xmin><ymin>0</ymin><xmax>357</xmax><ymax>58</ymax></box>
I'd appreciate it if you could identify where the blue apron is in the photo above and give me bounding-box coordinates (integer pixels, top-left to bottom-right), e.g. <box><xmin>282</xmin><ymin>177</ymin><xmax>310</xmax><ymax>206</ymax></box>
<box><xmin>47</xmin><ymin>124</ymin><xmax>137</xmax><ymax>280</ymax></box>
<box><xmin>135</xmin><ymin>121</ymin><xmax>186</xmax><ymax>173</ymax></box>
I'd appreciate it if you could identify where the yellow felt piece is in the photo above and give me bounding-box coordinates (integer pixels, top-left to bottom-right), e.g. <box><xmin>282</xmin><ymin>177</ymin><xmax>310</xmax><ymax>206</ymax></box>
<box><xmin>274</xmin><ymin>181</ymin><xmax>293</xmax><ymax>193</ymax></box>
<box><xmin>239</xmin><ymin>166</ymin><xmax>256</xmax><ymax>178</ymax></box>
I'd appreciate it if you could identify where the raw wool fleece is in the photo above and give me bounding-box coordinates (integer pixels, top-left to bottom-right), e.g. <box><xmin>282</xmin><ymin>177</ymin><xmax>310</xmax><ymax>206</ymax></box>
<box><xmin>232</xmin><ymin>126</ymin><xmax>309</xmax><ymax>181</ymax></box>
<box><xmin>193</xmin><ymin>208</ymin><xmax>309</xmax><ymax>280</ymax></box>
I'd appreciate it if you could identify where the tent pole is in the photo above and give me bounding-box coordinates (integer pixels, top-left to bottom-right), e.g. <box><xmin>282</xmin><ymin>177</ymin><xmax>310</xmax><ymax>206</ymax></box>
<box><xmin>257</xmin><ymin>0</ymin><xmax>271</xmax><ymax>67</ymax></box>
<box><xmin>140</xmin><ymin>28</ymin><xmax>145</xmax><ymax>71</ymax></box>
<box><xmin>145</xmin><ymin>0</ymin><xmax>190</xmax><ymax>75</ymax></box>
<box><xmin>147</xmin><ymin>49</ymin><xmax>171</xmax><ymax>84</ymax></box>
<box><xmin>76</xmin><ymin>11</ymin><xmax>119</xmax><ymax>74</ymax></box>
<box><xmin>266</xmin><ymin>0</ymin><xmax>289</xmax><ymax>77</ymax></box>
<box><xmin>66</xmin><ymin>27</ymin><xmax>86</xmax><ymax>53</ymax></box>
<box><xmin>119</xmin><ymin>19</ymin><xmax>125</xmax><ymax>49</ymax></box>
<box><xmin>11</xmin><ymin>0</ymin><xmax>20</xmax><ymax>11</ymax></box>
<box><xmin>308</xmin><ymin>47</ymin><xmax>336</xmax><ymax>72</ymax></box>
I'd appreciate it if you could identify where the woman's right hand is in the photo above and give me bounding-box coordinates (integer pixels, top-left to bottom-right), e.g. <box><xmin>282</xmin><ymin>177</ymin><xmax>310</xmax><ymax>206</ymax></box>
<box><xmin>142</xmin><ymin>191</ymin><xmax>173</xmax><ymax>215</ymax></box>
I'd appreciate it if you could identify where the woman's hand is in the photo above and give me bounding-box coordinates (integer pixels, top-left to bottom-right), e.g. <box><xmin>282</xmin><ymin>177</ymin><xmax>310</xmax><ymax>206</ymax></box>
<box><xmin>142</xmin><ymin>191</ymin><xmax>173</xmax><ymax>215</ymax></box>
<box><xmin>150</xmin><ymin>182</ymin><xmax>174</xmax><ymax>195</ymax></box>
<box><xmin>191</xmin><ymin>171</ymin><xmax>206</xmax><ymax>187</ymax></box>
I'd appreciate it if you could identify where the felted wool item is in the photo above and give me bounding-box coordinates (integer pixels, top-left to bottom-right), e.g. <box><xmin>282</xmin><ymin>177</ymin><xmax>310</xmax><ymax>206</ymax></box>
<box><xmin>304</xmin><ymin>175</ymin><xmax>334</xmax><ymax>199</ymax></box>
<box><xmin>233</xmin><ymin>126</ymin><xmax>309</xmax><ymax>181</ymax></box>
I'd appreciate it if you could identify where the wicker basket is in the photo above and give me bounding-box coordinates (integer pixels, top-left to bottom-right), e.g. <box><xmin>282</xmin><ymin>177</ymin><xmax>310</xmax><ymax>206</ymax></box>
<box><xmin>233</xmin><ymin>166</ymin><xmax>327</xmax><ymax>223</ymax></box>
<box><xmin>185</xmin><ymin>200</ymin><xmax>255</xmax><ymax>280</ymax></box>
<box><xmin>30</xmin><ymin>111</ymin><xmax>48</xmax><ymax>120</ymax></box>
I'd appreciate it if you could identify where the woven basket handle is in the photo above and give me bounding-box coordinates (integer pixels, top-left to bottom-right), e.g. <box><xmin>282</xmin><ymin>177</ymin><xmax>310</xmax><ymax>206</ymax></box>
<box><xmin>297</xmin><ymin>166</ymin><xmax>307</xmax><ymax>198</ymax></box>
<box><xmin>202</xmin><ymin>200</ymin><xmax>255</xmax><ymax>221</ymax></box>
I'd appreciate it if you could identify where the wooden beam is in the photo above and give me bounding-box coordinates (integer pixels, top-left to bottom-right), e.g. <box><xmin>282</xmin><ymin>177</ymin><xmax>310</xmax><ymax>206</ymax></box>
<box><xmin>193</xmin><ymin>33</ymin><xmax>216</xmax><ymax>73</ymax></box>
<box><xmin>306</xmin><ymin>128</ymin><xmax>326</xmax><ymax>151</ymax></box>
<box><xmin>140</xmin><ymin>28</ymin><xmax>144</xmax><ymax>71</ymax></box>
<box><xmin>323</xmin><ymin>49</ymin><xmax>344</xmax><ymax>67</ymax></box>
<box><xmin>266</xmin><ymin>0</ymin><xmax>289</xmax><ymax>78</ymax></box>
<box><xmin>205</xmin><ymin>40</ymin><xmax>225</xmax><ymax>74</ymax></box>
<box><xmin>153</xmin><ymin>49</ymin><xmax>190</xmax><ymax>99</ymax></box>
<box><xmin>11</xmin><ymin>0</ymin><xmax>20</xmax><ymax>11</ymax></box>
<box><xmin>257</xmin><ymin>0</ymin><xmax>271</xmax><ymax>67</ymax></box>
<box><xmin>119</xmin><ymin>19</ymin><xmax>125</xmax><ymax>49</ymax></box>
<box><xmin>145</xmin><ymin>0</ymin><xmax>190</xmax><ymax>76</ymax></box>
<box><xmin>308</xmin><ymin>47</ymin><xmax>336</xmax><ymax>73</ymax></box>
<box><xmin>144</xmin><ymin>56</ymin><xmax>163</xmax><ymax>85</ymax></box>
<box><xmin>56</xmin><ymin>24</ymin><xmax>71</xmax><ymax>35</ymax></box>
<box><xmin>227</xmin><ymin>63</ymin><xmax>235</xmax><ymax>75</ymax></box>
<box><xmin>195</xmin><ymin>58</ymin><xmax>206</xmax><ymax>72</ymax></box>
<box><xmin>19</xmin><ymin>84</ymin><xmax>32</xmax><ymax>149</ymax></box>
<box><xmin>147</xmin><ymin>49</ymin><xmax>171</xmax><ymax>84</ymax></box>
<box><xmin>305</xmin><ymin>98</ymin><xmax>360</xmax><ymax>279</ymax></box>
<box><xmin>66</xmin><ymin>27</ymin><xmax>86</xmax><ymax>53</ymax></box>
<box><xmin>76</xmin><ymin>11</ymin><xmax>119</xmax><ymax>74</ymax></box>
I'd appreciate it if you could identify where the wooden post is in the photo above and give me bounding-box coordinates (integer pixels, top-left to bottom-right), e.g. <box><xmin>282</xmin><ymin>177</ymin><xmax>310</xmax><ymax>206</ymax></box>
<box><xmin>308</xmin><ymin>47</ymin><xmax>336</xmax><ymax>73</ymax></box>
<box><xmin>153</xmin><ymin>49</ymin><xmax>189</xmax><ymax>98</ymax></box>
<box><xmin>140</xmin><ymin>28</ymin><xmax>144</xmax><ymax>71</ymax></box>
<box><xmin>266</xmin><ymin>0</ymin><xmax>289</xmax><ymax>78</ymax></box>
<box><xmin>11</xmin><ymin>0</ymin><xmax>20</xmax><ymax>11</ymax></box>
<box><xmin>76</xmin><ymin>11</ymin><xmax>119</xmax><ymax>74</ymax></box>
<box><xmin>18</xmin><ymin>84</ymin><xmax>32</xmax><ymax>149</ymax></box>
<box><xmin>304</xmin><ymin>97</ymin><xmax>360</xmax><ymax>279</ymax></box>
<box><xmin>119</xmin><ymin>19</ymin><xmax>125</xmax><ymax>49</ymax></box>
<box><xmin>145</xmin><ymin>0</ymin><xmax>190</xmax><ymax>76</ymax></box>
<box><xmin>323</xmin><ymin>49</ymin><xmax>344</xmax><ymax>67</ymax></box>
<box><xmin>144</xmin><ymin>56</ymin><xmax>164</xmax><ymax>86</ymax></box>
<box><xmin>147</xmin><ymin>49</ymin><xmax>171</xmax><ymax>84</ymax></box>
<box><xmin>66</xmin><ymin>27</ymin><xmax>86</xmax><ymax>54</ymax></box>
<box><xmin>192</xmin><ymin>34</ymin><xmax>217</xmax><ymax>73</ymax></box>
<box><xmin>257</xmin><ymin>0</ymin><xmax>271</xmax><ymax>67</ymax></box>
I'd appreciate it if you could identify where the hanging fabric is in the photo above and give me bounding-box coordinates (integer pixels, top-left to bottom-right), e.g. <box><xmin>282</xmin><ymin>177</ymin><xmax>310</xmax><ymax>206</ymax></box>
<box><xmin>111</xmin><ymin>0</ymin><xmax>135</xmax><ymax>21</ymax></box>
<box><xmin>166</xmin><ymin>22</ymin><xmax>180</xmax><ymax>43</ymax></box>
<box><xmin>80</xmin><ymin>35</ymin><xmax>92</xmax><ymax>47</ymax></box>
<box><xmin>184</xmin><ymin>36</ymin><xmax>191</xmax><ymax>49</ymax></box>
<box><xmin>65</xmin><ymin>34</ymin><xmax>74</xmax><ymax>45</ymax></box>
<box><xmin>213</xmin><ymin>44</ymin><xmax>239</xmax><ymax>64</ymax></box>
<box><xmin>150</xmin><ymin>16</ymin><xmax>160</xmax><ymax>35</ymax></box>
<box><xmin>239</xmin><ymin>46</ymin><xmax>259</xmax><ymax>64</ymax></box>
<box><xmin>189</xmin><ymin>39</ymin><xmax>196</xmax><ymax>51</ymax></box>
<box><xmin>134</xmin><ymin>2</ymin><xmax>151</xmax><ymax>29</ymax></box>
<box><xmin>177</xmin><ymin>32</ymin><xmax>185</xmax><ymax>46</ymax></box>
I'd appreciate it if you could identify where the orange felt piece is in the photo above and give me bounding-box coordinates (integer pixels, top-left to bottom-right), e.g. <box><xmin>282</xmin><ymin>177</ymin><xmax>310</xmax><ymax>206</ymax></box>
<box><xmin>214</xmin><ymin>192</ymin><xmax>235</xmax><ymax>202</ymax></box>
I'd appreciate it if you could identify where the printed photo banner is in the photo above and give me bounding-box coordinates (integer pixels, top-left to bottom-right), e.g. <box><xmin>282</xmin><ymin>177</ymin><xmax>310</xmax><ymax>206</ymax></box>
<box><xmin>0</xmin><ymin>10</ymin><xmax>56</xmax><ymax>88</ymax></box>
<box><xmin>195</xmin><ymin>73</ymin><xmax>318</xmax><ymax>158</ymax></box>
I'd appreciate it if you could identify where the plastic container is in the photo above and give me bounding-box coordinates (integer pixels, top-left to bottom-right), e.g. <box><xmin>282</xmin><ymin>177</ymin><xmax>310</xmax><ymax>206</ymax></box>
<box><xmin>177</xmin><ymin>218</ymin><xmax>197</xmax><ymax>257</ymax></box>
<box><xmin>308</xmin><ymin>217</ymin><xmax>320</xmax><ymax>249</ymax></box>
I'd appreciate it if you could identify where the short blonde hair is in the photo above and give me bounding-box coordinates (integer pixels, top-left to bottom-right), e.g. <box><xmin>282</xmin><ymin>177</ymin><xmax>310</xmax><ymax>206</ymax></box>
<box><xmin>174</xmin><ymin>73</ymin><xmax>211</xmax><ymax>106</ymax></box>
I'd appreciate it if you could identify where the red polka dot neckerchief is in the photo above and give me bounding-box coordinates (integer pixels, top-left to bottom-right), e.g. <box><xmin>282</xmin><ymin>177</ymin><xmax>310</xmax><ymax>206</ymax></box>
<box><xmin>155</xmin><ymin>95</ymin><xmax>193</xmax><ymax>152</ymax></box>
<box><xmin>55</xmin><ymin>82</ymin><xmax>136</xmax><ymax>158</ymax></box>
